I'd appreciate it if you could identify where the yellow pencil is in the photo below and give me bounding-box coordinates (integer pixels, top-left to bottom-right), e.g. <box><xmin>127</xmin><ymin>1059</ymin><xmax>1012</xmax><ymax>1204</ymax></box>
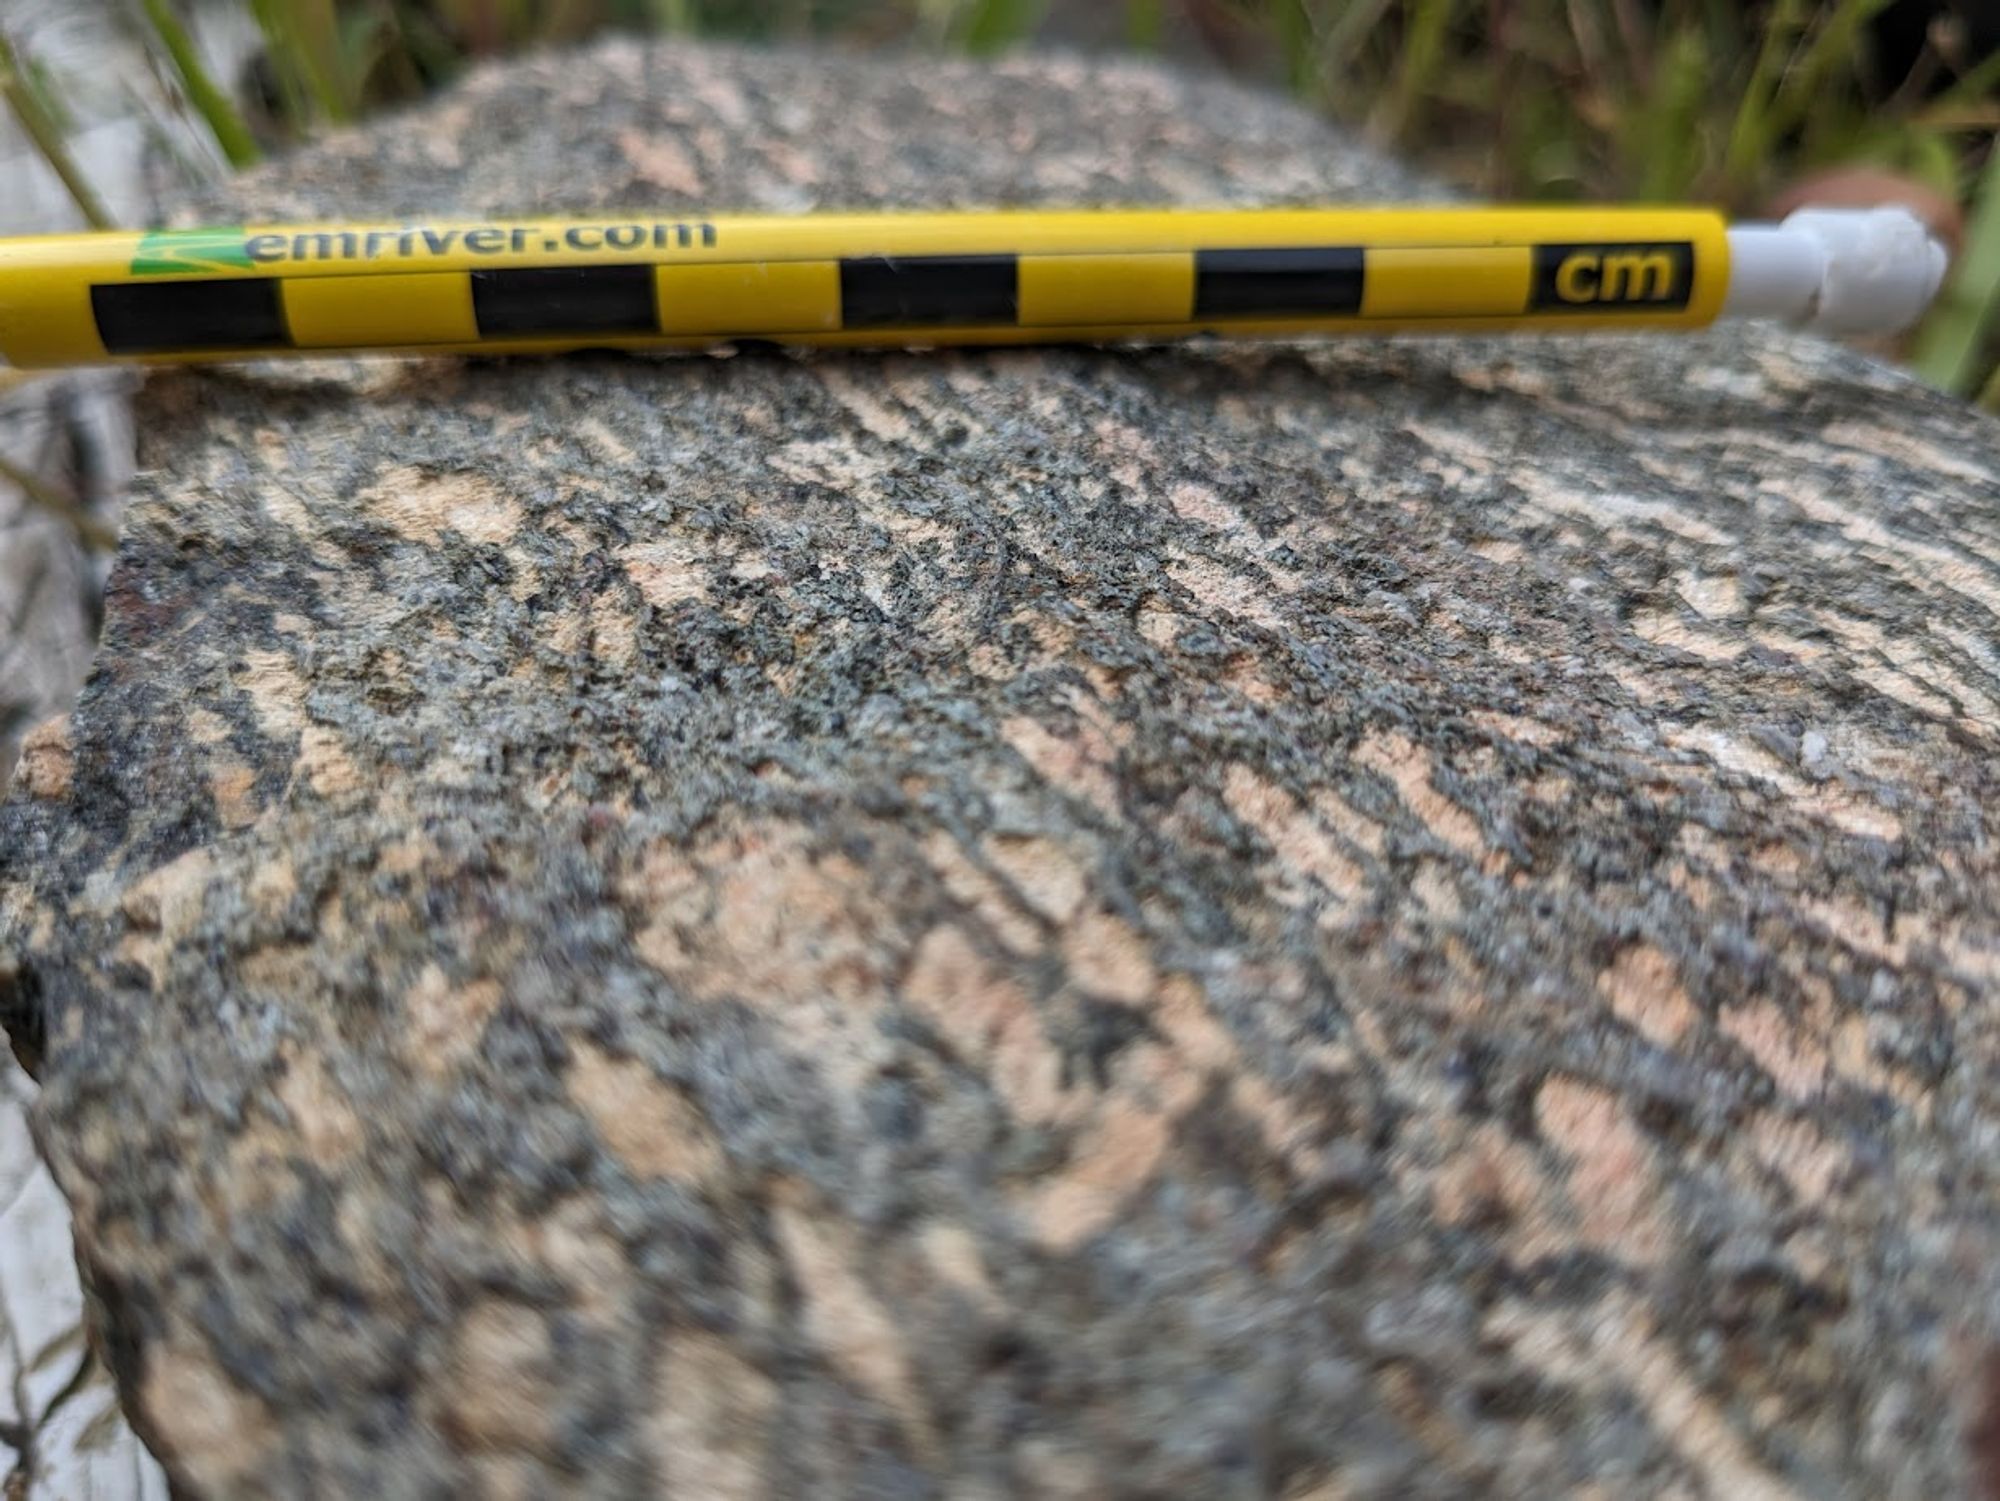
<box><xmin>0</xmin><ymin>205</ymin><xmax>1943</xmax><ymax>367</ymax></box>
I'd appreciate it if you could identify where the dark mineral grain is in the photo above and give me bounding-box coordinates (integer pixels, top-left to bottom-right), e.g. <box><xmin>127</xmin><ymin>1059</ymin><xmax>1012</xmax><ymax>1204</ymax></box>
<box><xmin>4</xmin><ymin>38</ymin><xmax>2000</xmax><ymax>1501</ymax></box>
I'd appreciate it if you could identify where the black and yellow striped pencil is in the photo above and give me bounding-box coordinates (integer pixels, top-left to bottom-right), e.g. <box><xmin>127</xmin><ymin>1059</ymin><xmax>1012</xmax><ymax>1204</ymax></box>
<box><xmin>0</xmin><ymin>204</ymin><xmax>1945</xmax><ymax>367</ymax></box>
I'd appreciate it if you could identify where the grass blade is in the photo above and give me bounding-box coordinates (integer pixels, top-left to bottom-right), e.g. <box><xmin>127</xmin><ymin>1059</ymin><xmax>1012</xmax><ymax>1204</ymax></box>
<box><xmin>1629</xmin><ymin>26</ymin><xmax>1708</xmax><ymax>200</ymax></box>
<box><xmin>1273</xmin><ymin>0</ymin><xmax>1321</xmax><ymax>97</ymax></box>
<box><xmin>249</xmin><ymin>0</ymin><xmax>353</xmax><ymax>127</ymax></box>
<box><xmin>0</xmin><ymin>31</ymin><xmax>113</xmax><ymax>229</ymax></box>
<box><xmin>138</xmin><ymin>0</ymin><xmax>262</xmax><ymax>167</ymax></box>
<box><xmin>1979</xmin><ymin>360</ymin><xmax>2000</xmax><ymax>412</ymax></box>
<box><xmin>1126</xmin><ymin>0</ymin><xmax>1165</xmax><ymax>50</ymax></box>
<box><xmin>1929</xmin><ymin>47</ymin><xmax>2000</xmax><ymax>113</ymax></box>
<box><xmin>1911</xmin><ymin>139</ymin><xmax>2000</xmax><ymax>396</ymax></box>
<box><xmin>1722</xmin><ymin>0</ymin><xmax>1805</xmax><ymax>191</ymax></box>
<box><xmin>1762</xmin><ymin>0</ymin><xmax>1894</xmax><ymax>148</ymax></box>
<box><xmin>957</xmin><ymin>0</ymin><xmax>1050</xmax><ymax>54</ymax></box>
<box><xmin>1376</xmin><ymin>0</ymin><xmax>1458</xmax><ymax>146</ymax></box>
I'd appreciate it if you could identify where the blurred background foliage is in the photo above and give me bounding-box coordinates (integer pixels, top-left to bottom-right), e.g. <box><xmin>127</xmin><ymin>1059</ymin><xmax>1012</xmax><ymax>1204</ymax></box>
<box><xmin>2</xmin><ymin>0</ymin><xmax>1997</xmax><ymax>402</ymax></box>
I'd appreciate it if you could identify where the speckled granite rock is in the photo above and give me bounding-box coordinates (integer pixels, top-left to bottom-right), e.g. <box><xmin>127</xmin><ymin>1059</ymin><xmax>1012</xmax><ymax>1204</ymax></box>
<box><xmin>5</xmin><ymin>37</ymin><xmax>2000</xmax><ymax>1501</ymax></box>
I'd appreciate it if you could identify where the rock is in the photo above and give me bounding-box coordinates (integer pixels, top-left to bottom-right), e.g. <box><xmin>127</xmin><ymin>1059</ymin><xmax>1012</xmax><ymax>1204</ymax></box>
<box><xmin>5</xmin><ymin>36</ymin><xmax>2000</xmax><ymax>1500</ymax></box>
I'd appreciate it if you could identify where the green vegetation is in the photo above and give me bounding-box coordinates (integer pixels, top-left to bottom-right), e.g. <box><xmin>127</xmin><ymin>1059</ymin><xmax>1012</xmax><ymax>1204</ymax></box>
<box><xmin>0</xmin><ymin>28</ymin><xmax>112</xmax><ymax>228</ymax></box>
<box><xmin>1</xmin><ymin>1</ymin><xmax>1996</xmax><ymax>400</ymax></box>
<box><xmin>1913</xmin><ymin>134</ymin><xmax>2000</xmax><ymax>397</ymax></box>
<box><xmin>139</xmin><ymin>0</ymin><xmax>261</xmax><ymax>165</ymax></box>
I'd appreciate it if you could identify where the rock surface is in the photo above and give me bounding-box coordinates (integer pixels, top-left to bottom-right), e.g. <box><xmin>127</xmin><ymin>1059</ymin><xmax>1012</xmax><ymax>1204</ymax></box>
<box><xmin>6</xmin><ymin>37</ymin><xmax>2000</xmax><ymax>1501</ymax></box>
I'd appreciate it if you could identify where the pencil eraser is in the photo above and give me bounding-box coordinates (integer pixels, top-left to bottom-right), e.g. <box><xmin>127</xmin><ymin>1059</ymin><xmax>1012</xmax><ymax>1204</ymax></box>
<box><xmin>1725</xmin><ymin>208</ymin><xmax>1948</xmax><ymax>338</ymax></box>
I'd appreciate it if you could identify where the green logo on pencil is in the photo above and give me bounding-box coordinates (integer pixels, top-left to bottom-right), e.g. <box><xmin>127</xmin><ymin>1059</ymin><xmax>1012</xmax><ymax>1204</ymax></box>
<box><xmin>130</xmin><ymin>229</ymin><xmax>254</xmax><ymax>276</ymax></box>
